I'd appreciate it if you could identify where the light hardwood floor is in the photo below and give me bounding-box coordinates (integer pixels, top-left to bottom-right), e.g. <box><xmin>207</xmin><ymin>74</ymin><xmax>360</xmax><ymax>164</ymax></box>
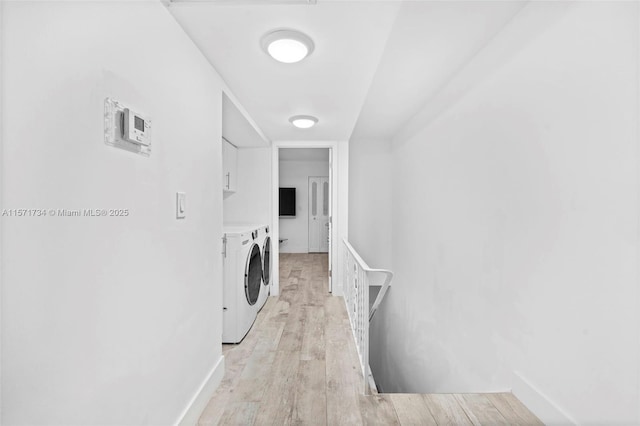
<box><xmin>199</xmin><ymin>253</ymin><xmax>543</xmax><ymax>425</ymax></box>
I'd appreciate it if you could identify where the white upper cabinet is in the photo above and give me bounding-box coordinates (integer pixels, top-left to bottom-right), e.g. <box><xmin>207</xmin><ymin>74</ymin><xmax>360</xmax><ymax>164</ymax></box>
<box><xmin>221</xmin><ymin>92</ymin><xmax>269</xmax><ymax>194</ymax></box>
<box><xmin>222</xmin><ymin>138</ymin><xmax>238</xmax><ymax>193</ymax></box>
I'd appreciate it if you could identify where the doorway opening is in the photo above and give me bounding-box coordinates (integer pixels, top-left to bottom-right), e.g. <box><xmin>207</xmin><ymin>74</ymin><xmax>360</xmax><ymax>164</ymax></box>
<box><xmin>277</xmin><ymin>148</ymin><xmax>331</xmax><ymax>293</ymax></box>
<box><xmin>271</xmin><ymin>142</ymin><xmax>344</xmax><ymax>298</ymax></box>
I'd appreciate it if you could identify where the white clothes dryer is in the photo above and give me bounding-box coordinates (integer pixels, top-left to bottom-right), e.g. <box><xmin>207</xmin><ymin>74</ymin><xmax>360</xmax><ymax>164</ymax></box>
<box><xmin>222</xmin><ymin>225</ymin><xmax>262</xmax><ymax>343</ymax></box>
<box><xmin>256</xmin><ymin>225</ymin><xmax>271</xmax><ymax>311</ymax></box>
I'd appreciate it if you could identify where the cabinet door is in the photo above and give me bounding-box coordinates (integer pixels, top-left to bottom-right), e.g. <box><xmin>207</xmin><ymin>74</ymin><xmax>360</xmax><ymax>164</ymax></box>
<box><xmin>222</xmin><ymin>139</ymin><xmax>238</xmax><ymax>192</ymax></box>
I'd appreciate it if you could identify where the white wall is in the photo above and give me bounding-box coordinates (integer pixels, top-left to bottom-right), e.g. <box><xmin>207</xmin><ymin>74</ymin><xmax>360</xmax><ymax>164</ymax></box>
<box><xmin>278</xmin><ymin>159</ymin><xmax>330</xmax><ymax>253</ymax></box>
<box><xmin>348</xmin><ymin>137</ymin><xmax>393</xmax><ymax>393</ymax></box>
<box><xmin>370</xmin><ymin>2</ymin><xmax>640</xmax><ymax>424</ymax></box>
<box><xmin>2</xmin><ymin>2</ymin><xmax>226</xmax><ymax>424</ymax></box>
<box><xmin>336</xmin><ymin>140</ymin><xmax>349</xmax><ymax>296</ymax></box>
<box><xmin>223</xmin><ymin>147</ymin><xmax>271</xmax><ymax>226</ymax></box>
<box><xmin>348</xmin><ymin>138</ymin><xmax>392</xmax><ymax>269</ymax></box>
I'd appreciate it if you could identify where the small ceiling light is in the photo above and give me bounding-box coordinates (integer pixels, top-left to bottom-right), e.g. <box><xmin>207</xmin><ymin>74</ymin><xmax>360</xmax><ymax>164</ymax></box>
<box><xmin>261</xmin><ymin>29</ymin><xmax>314</xmax><ymax>64</ymax></box>
<box><xmin>289</xmin><ymin>115</ymin><xmax>318</xmax><ymax>129</ymax></box>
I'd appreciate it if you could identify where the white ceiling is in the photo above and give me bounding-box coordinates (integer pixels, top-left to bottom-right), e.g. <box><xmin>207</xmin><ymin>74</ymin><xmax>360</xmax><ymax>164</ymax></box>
<box><xmin>279</xmin><ymin>148</ymin><xmax>329</xmax><ymax>162</ymax></box>
<box><xmin>350</xmin><ymin>1</ymin><xmax>526</xmax><ymax>141</ymax></box>
<box><xmin>168</xmin><ymin>1</ymin><xmax>525</xmax><ymax>143</ymax></box>
<box><xmin>222</xmin><ymin>93</ymin><xmax>267</xmax><ymax>147</ymax></box>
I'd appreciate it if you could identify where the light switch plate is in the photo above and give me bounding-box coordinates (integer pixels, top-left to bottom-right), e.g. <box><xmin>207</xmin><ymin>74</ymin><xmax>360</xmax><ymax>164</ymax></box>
<box><xmin>176</xmin><ymin>192</ymin><xmax>186</xmax><ymax>219</ymax></box>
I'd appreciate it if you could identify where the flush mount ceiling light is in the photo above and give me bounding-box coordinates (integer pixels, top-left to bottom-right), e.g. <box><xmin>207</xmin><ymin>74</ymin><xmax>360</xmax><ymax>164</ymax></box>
<box><xmin>289</xmin><ymin>115</ymin><xmax>318</xmax><ymax>129</ymax></box>
<box><xmin>261</xmin><ymin>29</ymin><xmax>315</xmax><ymax>64</ymax></box>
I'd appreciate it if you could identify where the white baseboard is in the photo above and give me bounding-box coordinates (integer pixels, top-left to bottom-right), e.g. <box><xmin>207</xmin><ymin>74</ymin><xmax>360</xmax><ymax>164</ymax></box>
<box><xmin>280</xmin><ymin>246</ymin><xmax>330</xmax><ymax>254</ymax></box>
<box><xmin>512</xmin><ymin>371</ymin><xmax>576</xmax><ymax>425</ymax></box>
<box><xmin>176</xmin><ymin>355</ymin><xmax>225</xmax><ymax>426</ymax></box>
<box><xmin>279</xmin><ymin>245</ymin><xmax>308</xmax><ymax>253</ymax></box>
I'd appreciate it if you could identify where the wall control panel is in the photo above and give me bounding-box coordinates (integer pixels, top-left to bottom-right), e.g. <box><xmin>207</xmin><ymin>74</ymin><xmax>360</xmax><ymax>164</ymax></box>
<box><xmin>104</xmin><ymin>98</ymin><xmax>152</xmax><ymax>157</ymax></box>
<box><xmin>122</xmin><ymin>108</ymin><xmax>151</xmax><ymax>146</ymax></box>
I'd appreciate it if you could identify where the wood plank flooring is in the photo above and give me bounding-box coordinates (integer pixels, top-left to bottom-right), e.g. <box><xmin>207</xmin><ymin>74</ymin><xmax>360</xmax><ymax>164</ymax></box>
<box><xmin>199</xmin><ymin>253</ymin><xmax>543</xmax><ymax>425</ymax></box>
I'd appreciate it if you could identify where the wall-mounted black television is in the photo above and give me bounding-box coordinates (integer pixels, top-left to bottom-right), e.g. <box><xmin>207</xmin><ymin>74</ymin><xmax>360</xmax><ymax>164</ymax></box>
<box><xmin>279</xmin><ymin>187</ymin><xmax>296</xmax><ymax>217</ymax></box>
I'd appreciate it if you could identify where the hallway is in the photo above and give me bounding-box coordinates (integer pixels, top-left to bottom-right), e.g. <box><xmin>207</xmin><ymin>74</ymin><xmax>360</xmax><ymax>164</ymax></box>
<box><xmin>198</xmin><ymin>254</ymin><xmax>542</xmax><ymax>425</ymax></box>
<box><xmin>2</xmin><ymin>1</ymin><xmax>639</xmax><ymax>423</ymax></box>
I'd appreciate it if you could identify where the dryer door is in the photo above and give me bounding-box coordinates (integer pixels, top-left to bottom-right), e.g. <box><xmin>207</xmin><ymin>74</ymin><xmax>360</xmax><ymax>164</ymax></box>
<box><xmin>245</xmin><ymin>243</ymin><xmax>262</xmax><ymax>306</ymax></box>
<box><xmin>262</xmin><ymin>236</ymin><xmax>271</xmax><ymax>286</ymax></box>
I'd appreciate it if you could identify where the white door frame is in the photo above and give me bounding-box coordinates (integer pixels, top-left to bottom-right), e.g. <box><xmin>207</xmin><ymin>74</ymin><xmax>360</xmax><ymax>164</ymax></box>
<box><xmin>271</xmin><ymin>140</ymin><xmax>347</xmax><ymax>297</ymax></box>
<box><xmin>0</xmin><ymin>0</ymin><xmax>5</xmax><ymax>414</ymax></box>
<box><xmin>637</xmin><ymin>8</ymin><xmax>640</xmax><ymax>421</ymax></box>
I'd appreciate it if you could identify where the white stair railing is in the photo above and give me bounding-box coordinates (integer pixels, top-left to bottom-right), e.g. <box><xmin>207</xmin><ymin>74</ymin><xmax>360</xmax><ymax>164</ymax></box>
<box><xmin>342</xmin><ymin>239</ymin><xmax>394</xmax><ymax>395</ymax></box>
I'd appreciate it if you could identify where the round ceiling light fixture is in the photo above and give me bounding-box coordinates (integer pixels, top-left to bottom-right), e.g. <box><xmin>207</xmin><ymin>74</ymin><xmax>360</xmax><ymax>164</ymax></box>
<box><xmin>289</xmin><ymin>115</ymin><xmax>318</xmax><ymax>129</ymax></box>
<box><xmin>261</xmin><ymin>29</ymin><xmax>315</xmax><ymax>64</ymax></box>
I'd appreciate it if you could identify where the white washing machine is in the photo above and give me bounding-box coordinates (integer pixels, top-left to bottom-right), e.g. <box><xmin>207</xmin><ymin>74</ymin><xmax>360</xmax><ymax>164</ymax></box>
<box><xmin>256</xmin><ymin>225</ymin><xmax>271</xmax><ymax>311</ymax></box>
<box><xmin>222</xmin><ymin>225</ymin><xmax>262</xmax><ymax>343</ymax></box>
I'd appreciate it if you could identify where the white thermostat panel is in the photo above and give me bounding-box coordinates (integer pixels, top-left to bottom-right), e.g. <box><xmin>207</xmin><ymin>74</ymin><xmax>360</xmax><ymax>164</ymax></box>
<box><xmin>104</xmin><ymin>98</ymin><xmax>152</xmax><ymax>157</ymax></box>
<box><xmin>122</xmin><ymin>108</ymin><xmax>150</xmax><ymax>146</ymax></box>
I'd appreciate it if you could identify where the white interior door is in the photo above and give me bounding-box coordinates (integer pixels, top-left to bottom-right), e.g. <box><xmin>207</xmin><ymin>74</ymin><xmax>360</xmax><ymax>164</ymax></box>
<box><xmin>308</xmin><ymin>176</ymin><xmax>329</xmax><ymax>253</ymax></box>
